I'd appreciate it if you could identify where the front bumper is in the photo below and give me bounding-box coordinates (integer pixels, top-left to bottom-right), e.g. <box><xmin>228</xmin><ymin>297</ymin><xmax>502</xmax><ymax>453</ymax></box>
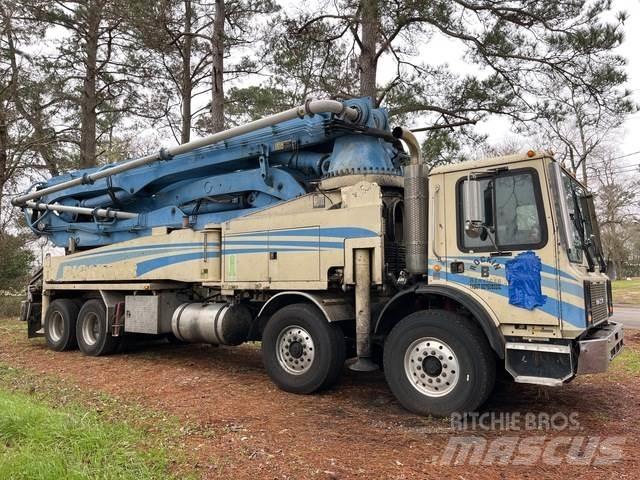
<box><xmin>576</xmin><ymin>321</ymin><xmax>624</xmax><ymax>374</ymax></box>
<box><xmin>505</xmin><ymin>321</ymin><xmax>624</xmax><ymax>386</ymax></box>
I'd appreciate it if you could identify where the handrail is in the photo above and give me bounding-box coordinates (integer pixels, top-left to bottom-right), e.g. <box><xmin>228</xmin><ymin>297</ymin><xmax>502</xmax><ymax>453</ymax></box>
<box><xmin>430</xmin><ymin>183</ymin><xmax>443</xmax><ymax>262</ymax></box>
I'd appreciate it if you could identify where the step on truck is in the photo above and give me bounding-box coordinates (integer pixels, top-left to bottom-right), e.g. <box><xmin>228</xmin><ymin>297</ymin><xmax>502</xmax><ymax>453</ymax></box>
<box><xmin>15</xmin><ymin>97</ymin><xmax>624</xmax><ymax>416</ymax></box>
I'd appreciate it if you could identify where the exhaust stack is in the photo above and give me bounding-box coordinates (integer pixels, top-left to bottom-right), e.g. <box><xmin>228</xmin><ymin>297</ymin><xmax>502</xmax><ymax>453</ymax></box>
<box><xmin>393</xmin><ymin>127</ymin><xmax>428</xmax><ymax>275</ymax></box>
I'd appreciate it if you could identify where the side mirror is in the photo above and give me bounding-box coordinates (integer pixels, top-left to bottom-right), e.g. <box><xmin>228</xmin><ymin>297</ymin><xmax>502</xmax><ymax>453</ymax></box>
<box><xmin>464</xmin><ymin>177</ymin><xmax>484</xmax><ymax>238</ymax></box>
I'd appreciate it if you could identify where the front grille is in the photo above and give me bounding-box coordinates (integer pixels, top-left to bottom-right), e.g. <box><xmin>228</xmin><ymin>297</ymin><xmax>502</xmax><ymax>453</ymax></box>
<box><xmin>585</xmin><ymin>281</ymin><xmax>608</xmax><ymax>326</ymax></box>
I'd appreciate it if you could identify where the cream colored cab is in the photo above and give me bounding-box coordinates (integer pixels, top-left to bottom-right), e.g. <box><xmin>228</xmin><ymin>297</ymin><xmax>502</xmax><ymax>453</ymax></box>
<box><xmin>430</xmin><ymin>155</ymin><xmax>565</xmax><ymax>340</ymax></box>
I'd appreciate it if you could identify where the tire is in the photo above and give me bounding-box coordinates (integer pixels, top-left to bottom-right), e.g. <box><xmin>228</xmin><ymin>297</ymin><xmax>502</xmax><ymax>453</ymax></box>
<box><xmin>44</xmin><ymin>299</ymin><xmax>80</xmax><ymax>351</ymax></box>
<box><xmin>262</xmin><ymin>303</ymin><xmax>346</xmax><ymax>394</ymax></box>
<box><xmin>383</xmin><ymin>309</ymin><xmax>496</xmax><ymax>417</ymax></box>
<box><xmin>76</xmin><ymin>299</ymin><xmax>119</xmax><ymax>356</ymax></box>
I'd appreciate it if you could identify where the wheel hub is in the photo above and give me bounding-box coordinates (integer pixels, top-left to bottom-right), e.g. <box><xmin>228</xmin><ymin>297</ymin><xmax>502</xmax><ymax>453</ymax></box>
<box><xmin>82</xmin><ymin>313</ymin><xmax>100</xmax><ymax>346</ymax></box>
<box><xmin>422</xmin><ymin>356</ymin><xmax>443</xmax><ymax>377</ymax></box>
<box><xmin>276</xmin><ymin>326</ymin><xmax>316</xmax><ymax>375</ymax></box>
<box><xmin>289</xmin><ymin>341</ymin><xmax>304</xmax><ymax>359</ymax></box>
<box><xmin>49</xmin><ymin>312</ymin><xmax>64</xmax><ymax>342</ymax></box>
<box><xmin>404</xmin><ymin>337</ymin><xmax>459</xmax><ymax>397</ymax></box>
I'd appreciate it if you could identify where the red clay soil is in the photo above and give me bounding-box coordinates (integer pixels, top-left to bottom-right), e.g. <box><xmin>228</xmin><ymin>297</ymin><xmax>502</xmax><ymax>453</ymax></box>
<box><xmin>0</xmin><ymin>318</ymin><xmax>638</xmax><ymax>480</ymax></box>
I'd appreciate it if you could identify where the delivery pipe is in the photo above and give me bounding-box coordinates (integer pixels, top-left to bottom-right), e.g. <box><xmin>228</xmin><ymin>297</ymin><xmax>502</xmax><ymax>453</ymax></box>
<box><xmin>25</xmin><ymin>201</ymin><xmax>138</xmax><ymax>220</ymax></box>
<box><xmin>12</xmin><ymin>100</ymin><xmax>360</xmax><ymax>207</ymax></box>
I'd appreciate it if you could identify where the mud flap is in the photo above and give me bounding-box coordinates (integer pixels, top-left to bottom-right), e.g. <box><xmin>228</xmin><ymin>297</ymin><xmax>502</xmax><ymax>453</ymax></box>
<box><xmin>26</xmin><ymin>301</ymin><xmax>43</xmax><ymax>338</ymax></box>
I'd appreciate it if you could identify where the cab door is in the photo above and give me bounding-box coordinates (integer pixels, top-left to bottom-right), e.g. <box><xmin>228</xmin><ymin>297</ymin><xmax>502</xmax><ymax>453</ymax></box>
<box><xmin>442</xmin><ymin>163</ymin><xmax>561</xmax><ymax>329</ymax></box>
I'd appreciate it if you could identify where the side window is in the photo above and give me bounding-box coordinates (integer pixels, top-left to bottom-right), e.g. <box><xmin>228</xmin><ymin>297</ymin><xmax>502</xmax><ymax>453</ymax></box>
<box><xmin>458</xmin><ymin>170</ymin><xmax>547</xmax><ymax>252</ymax></box>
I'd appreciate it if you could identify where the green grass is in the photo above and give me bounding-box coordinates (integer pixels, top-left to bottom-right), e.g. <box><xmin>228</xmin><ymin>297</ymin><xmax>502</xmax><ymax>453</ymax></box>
<box><xmin>0</xmin><ymin>295</ymin><xmax>22</xmax><ymax>317</ymax></box>
<box><xmin>0</xmin><ymin>390</ymin><xmax>171</xmax><ymax>480</ymax></box>
<box><xmin>611</xmin><ymin>279</ymin><xmax>640</xmax><ymax>305</ymax></box>
<box><xmin>611</xmin><ymin>347</ymin><xmax>640</xmax><ymax>376</ymax></box>
<box><xmin>0</xmin><ymin>362</ymin><xmax>196</xmax><ymax>480</ymax></box>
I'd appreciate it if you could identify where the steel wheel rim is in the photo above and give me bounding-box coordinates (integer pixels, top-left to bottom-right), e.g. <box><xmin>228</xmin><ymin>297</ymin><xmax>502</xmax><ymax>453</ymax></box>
<box><xmin>82</xmin><ymin>312</ymin><xmax>100</xmax><ymax>346</ymax></box>
<box><xmin>276</xmin><ymin>325</ymin><xmax>316</xmax><ymax>375</ymax></box>
<box><xmin>404</xmin><ymin>337</ymin><xmax>460</xmax><ymax>397</ymax></box>
<box><xmin>49</xmin><ymin>311</ymin><xmax>64</xmax><ymax>342</ymax></box>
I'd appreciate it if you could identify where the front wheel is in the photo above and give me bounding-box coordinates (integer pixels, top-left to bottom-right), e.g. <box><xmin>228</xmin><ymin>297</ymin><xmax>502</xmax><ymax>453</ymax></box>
<box><xmin>262</xmin><ymin>303</ymin><xmax>346</xmax><ymax>394</ymax></box>
<box><xmin>383</xmin><ymin>310</ymin><xmax>495</xmax><ymax>416</ymax></box>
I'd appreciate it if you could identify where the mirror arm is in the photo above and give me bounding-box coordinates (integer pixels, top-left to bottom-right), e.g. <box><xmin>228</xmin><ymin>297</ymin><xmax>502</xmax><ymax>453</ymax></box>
<box><xmin>482</xmin><ymin>225</ymin><xmax>502</xmax><ymax>254</ymax></box>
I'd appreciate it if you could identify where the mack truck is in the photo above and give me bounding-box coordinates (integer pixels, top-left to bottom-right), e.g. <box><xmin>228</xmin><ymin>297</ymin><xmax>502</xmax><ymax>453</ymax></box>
<box><xmin>15</xmin><ymin>97</ymin><xmax>623</xmax><ymax>416</ymax></box>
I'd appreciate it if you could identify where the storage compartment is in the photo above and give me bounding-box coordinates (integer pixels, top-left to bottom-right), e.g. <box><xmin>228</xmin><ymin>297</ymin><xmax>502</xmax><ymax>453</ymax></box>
<box><xmin>124</xmin><ymin>293</ymin><xmax>182</xmax><ymax>334</ymax></box>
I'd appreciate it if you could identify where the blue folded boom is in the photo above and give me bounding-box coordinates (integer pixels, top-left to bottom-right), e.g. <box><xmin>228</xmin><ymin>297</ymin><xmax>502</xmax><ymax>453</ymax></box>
<box><xmin>23</xmin><ymin>98</ymin><xmax>403</xmax><ymax>248</ymax></box>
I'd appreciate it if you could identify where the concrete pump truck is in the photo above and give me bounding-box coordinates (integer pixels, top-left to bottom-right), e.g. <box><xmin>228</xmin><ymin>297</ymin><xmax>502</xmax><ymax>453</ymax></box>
<box><xmin>15</xmin><ymin>97</ymin><xmax>623</xmax><ymax>416</ymax></box>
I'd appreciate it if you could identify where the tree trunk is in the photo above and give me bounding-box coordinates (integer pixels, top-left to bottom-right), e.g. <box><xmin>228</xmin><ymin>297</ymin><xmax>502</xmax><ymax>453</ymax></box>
<box><xmin>79</xmin><ymin>0</ymin><xmax>102</xmax><ymax>169</ymax></box>
<box><xmin>5</xmin><ymin>18</ymin><xmax>59</xmax><ymax>177</ymax></box>
<box><xmin>359</xmin><ymin>0</ymin><xmax>379</xmax><ymax>100</ymax></box>
<box><xmin>181</xmin><ymin>0</ymin><xmax>193</xmax><ymax>144</ymax></box>
<box><xmin>210</xmin><ymin>0</ymin><xmax>225</xmax><ymax>133</ymax></box>
<box><xmin>581</xmin><ymin>158</ymin><xmax>588</xmax><ymax>189</ymax></box>
<box><xmin>614</xmin><ymin>259</ymin><xmax>624</xmax><ymax>280</ymax></box>
<box><xmin>0</xmin><ymin>100</ymin><xmax>8</xmax><ymax>224</ymax></box>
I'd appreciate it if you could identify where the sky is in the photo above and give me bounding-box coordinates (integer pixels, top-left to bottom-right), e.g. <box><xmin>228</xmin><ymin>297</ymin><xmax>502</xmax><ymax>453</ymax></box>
<box><xmin>37</xmin><ymin>1</ymin><xmax>640</xmax><ymax>173</ymax></box>
<box><xmin>613</xmin><ymin>0</ymin><xmax>640</xmax><ymax>168</ymax></box>
<box><xmin>275</xmin><ymin>1</ymin><xmax>640</xmax><ymax>173</ymax></box>
<box><xmin>424</xmin><ymin>0</ymin><xmax>640</xmax><ymax>171</ymax></box>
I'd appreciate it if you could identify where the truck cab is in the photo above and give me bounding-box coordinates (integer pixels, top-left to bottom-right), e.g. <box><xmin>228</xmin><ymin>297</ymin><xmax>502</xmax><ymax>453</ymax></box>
<box><xmin>377</xmin><ymin>152</ymin><xmax>622</xmax><ymax>406</ymax></box>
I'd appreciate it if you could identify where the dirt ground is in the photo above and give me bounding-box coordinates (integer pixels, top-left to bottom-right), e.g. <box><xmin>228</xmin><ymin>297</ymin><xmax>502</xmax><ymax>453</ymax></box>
<box><xmin>0</xmin><ymin>318</ymin><xmax>638</xmax><ymax>480</ymax></box>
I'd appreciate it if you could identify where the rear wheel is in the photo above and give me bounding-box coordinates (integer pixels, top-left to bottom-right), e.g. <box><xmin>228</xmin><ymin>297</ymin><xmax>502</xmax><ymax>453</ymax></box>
<box><xmin>44</xmin><ymin>299</ymin><xmax>80</xmax><ymax>351</ymax></box>
<box><xmin>383</xmin><ymin>310</ymin><xmax>495</xmax><ymax>416</ymax></box>
<box><xmin>262</xmin><ymin>303</ymin><xmax>346</xmax><ymax>394</ymax></box>
<box><xmin>76</xmin><ymin>299</ymin><xmax>119</xmax><ymax>356</ymax></box>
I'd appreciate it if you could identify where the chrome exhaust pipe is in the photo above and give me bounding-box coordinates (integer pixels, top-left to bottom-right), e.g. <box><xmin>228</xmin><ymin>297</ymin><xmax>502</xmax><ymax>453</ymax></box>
<box><xmin>393</xmin><ymin>127</ymin><xmax>428</xmax><ymax>275</ymax></box>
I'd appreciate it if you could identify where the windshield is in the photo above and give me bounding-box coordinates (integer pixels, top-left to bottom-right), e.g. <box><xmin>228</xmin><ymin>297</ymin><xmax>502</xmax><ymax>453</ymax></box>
<box><xmin>559</xmin><ymin>169</ymin><xmax>605</xmax><ymax>271</ymax></box>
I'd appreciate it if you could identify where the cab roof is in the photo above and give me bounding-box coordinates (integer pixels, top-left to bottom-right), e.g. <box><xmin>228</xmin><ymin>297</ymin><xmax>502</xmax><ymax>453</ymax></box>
<box><xmin>429</xmin><ymin>152</ymin><xmax>551</xmax><ymax>175</ymax></box>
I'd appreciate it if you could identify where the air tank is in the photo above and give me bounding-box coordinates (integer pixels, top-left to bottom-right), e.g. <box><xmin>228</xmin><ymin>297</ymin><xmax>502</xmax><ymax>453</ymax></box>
<box><xmin>171</xmin><ymin>302</ymin><xmax>252</xmax><ymax>345</ymax></box>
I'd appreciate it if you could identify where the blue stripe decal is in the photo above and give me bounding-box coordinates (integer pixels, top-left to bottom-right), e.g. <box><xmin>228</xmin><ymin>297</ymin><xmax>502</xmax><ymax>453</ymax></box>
<box><xmin>428</xmin><ymin>257</ymin><xmax>582</xmax><ymax>297</ymax></box>
<box><xmin>136</xmin><ymin>252</ymin><xmax>205</xmax><ymax>276</ymax></box>
<box><xmin>229</xmin><ymin>227</ymin><xmax>377</xmax><ymax>239</ymax></box>
<box><xmin>430</xmin><ymin>268</ymin><xmax>585</xmax><ymax>328</ymax></box>
<box><xmin>445</xmin><ymin>260</ymin><xmax>582</xmax><ymax>298</ymax></box>
<box><xmin>72</xmin><ymin>242</ymin><xmax>218</xmax><ymax>258</ymax></box>
<box><xmin>135</xmin><ymin>247</ymin><xmax>320</xmax><ymax>276</ymax></box>
<box><xmin>223</xmin><ymin>240</ymin><xmax>344</xmax><ymax>249</ymax></box>
<box><xmin>56</xmin><ymin>243</ymin><xmax>219</xmax><ymax>279</ymax></box>
<box><xmin>449</xmin><ymin>255</ymin><xmax>577</xmax><ymax>282</ymax></box>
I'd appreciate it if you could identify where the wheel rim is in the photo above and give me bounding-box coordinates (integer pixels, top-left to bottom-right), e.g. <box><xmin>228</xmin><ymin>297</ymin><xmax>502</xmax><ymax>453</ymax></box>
<box><xmin>82</xmin><ymin>313</ymin><xmax>101</xmax><ymax>346</ymax></box>
<box><xmin>276</xmin><ymin>325</ymin><xmax>316</xmax><ymax>375</ymax></box>
<box><xmin>404</xmin><ymin>337</ymin><xmax>460</xmax><ymax>397</ymax></box>
<box><xmin>48</xmin><ymin>312</ymin><xmax>64</xmax><ymax>342</ymax></box>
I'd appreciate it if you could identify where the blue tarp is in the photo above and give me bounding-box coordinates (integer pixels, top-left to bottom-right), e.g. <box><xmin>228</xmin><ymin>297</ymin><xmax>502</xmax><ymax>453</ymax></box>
<box><xmin>505</xmin><ymin>251</ymin><xmax>547</xmax><ymax>310</ymax></box>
